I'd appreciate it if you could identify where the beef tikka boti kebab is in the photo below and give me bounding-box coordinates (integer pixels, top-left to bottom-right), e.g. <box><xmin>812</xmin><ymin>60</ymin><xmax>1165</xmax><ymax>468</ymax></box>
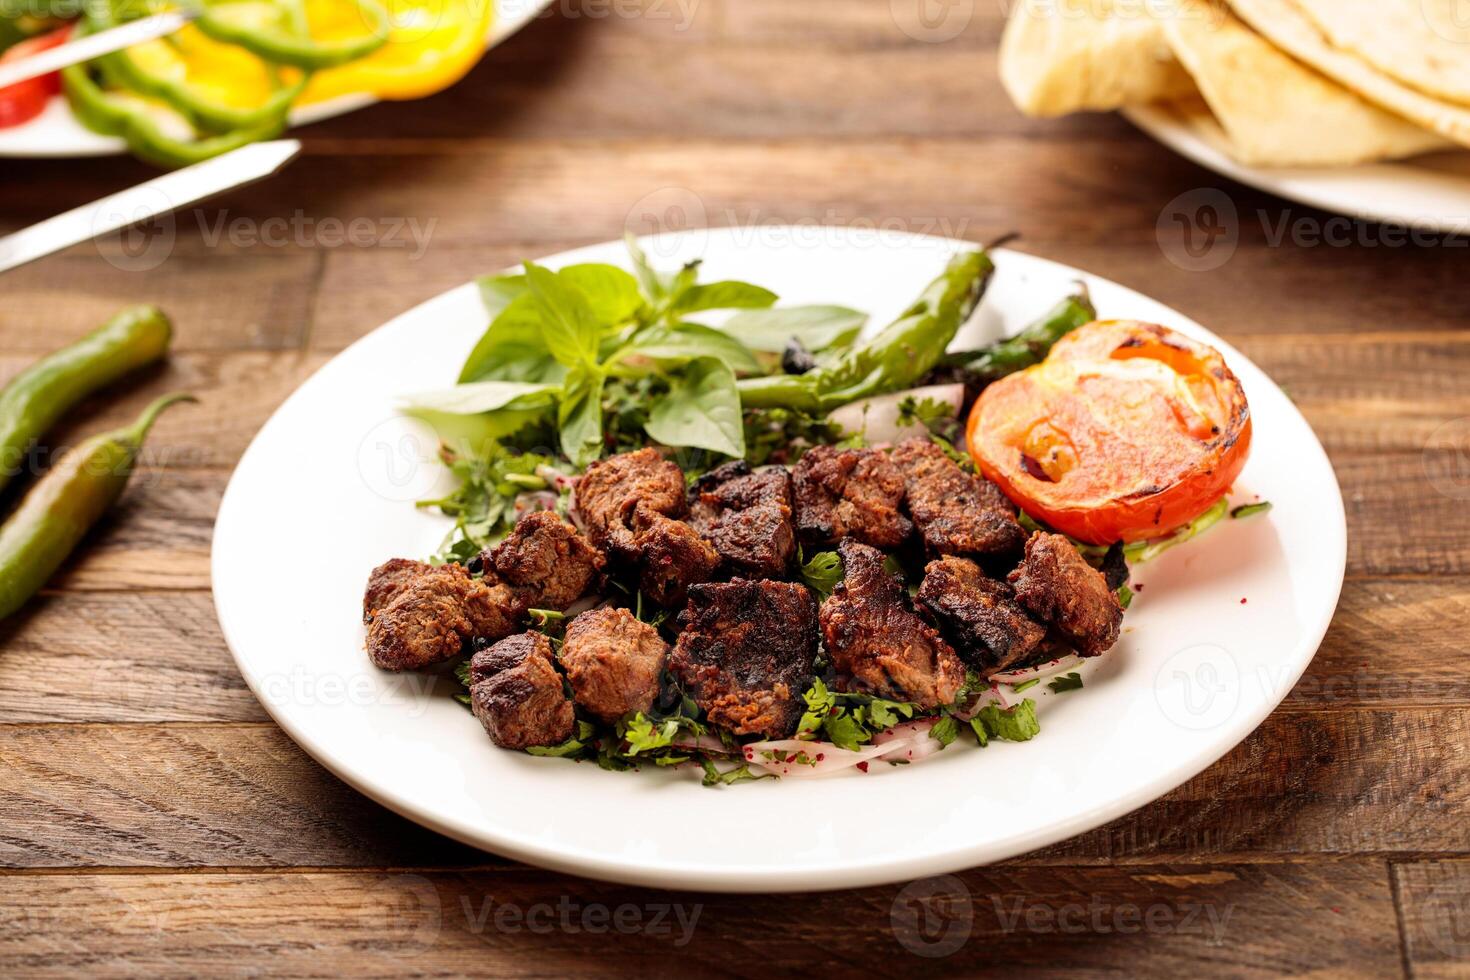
<box><xmin>361</xmin><ymin>242</ymin><xmax>1258</xmax><ymax>782</ymax></box>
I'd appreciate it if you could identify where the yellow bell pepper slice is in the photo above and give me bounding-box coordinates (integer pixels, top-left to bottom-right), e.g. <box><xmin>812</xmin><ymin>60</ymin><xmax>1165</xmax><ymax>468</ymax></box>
<box><xmin>299</xmin><ymin>0</ymin><xmax>495</xmax><ymax>104</ymax></box>
<box><xmin>125</xmin><ymin>25</ymin><xmax>295</xmax><ymax>114</ymax></box>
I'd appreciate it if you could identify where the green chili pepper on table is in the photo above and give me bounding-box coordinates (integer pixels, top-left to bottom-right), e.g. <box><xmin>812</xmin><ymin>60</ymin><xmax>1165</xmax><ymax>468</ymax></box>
<box><xmin>0</xmin><ymin>392</ymin><xmax>195</xmax><ymax>621</ymax></box>
<box><xmin>940</xmin><ymin>284</ymin><xmax>1096</xmax><ymax>383</ymax></box>
<box><xmin>0</xmin><ymin>305</ymin><xmax>173</xmax><ymax>497</ymax></box>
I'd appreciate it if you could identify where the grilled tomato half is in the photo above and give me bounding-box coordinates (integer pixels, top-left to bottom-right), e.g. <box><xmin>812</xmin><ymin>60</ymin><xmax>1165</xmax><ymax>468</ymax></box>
<box><xmin>967</xmin><ymin>319</ymin><xmax>1251</xmax><ymax>544</ymax></box>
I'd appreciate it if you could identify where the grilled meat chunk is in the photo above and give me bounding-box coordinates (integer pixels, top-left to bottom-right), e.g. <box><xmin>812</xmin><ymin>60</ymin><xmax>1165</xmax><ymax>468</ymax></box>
<box><xmin>365</xmin><ymin>562</ymin><xmax>525</xmax><ymax>671</ymax></box>
<box><xmin>818</xmin><ymin>540</ymin><xmax>965</xmax><ymax>709</ymax></box>
<box><xmin>575</xmin><ymin>448</ymin><xmax>687</xmax><ymax>556</ymax></box>
<box><xmin>633</xmin><ymin>509</ymin><xmax>721</xmax><ymax>608</ymax></box>
<box><xmin>689</xmin><ymin>460</ymin><xmax>797</xmax><ymax>578</ymax></box>
<box><xmin>891</xmin><ymin>437</ymin><xmax>1026</xmax><ymax>559</ymax></box>
<box><xmin>574</xmin><ymin>448</ymin><xmax>718</xmax><ymax>606</ymax></box>
<box><xmin>469</xmin><ymin>632</ymin><xmax>575</xmax><ymax>749</ymax></box>
<box><xmin>792</xmin><ymin>445</ymin><xmax>912</xmax><ymax>549</ymax></box>
<box><xmin>483</xmin><ymin>511</ymin><xmax>605</xmax><ymax>611</ymax></box>
<box><xmin>363</xmin><ymin>558</ymin><xmax>432</xmax><ymax>624</ymax></box>
<box><xmin>917</xmin><ymin>556</ymin><xmax>1046</xmax><ymax>672</ymax></box>
<box><xmin>1009</xmin><ymin>531</ymin><xmax>1123</xmax><ymax>657</ymax></box>
<box><xmin>670</xmin><ymin>579</ymin><xmax>818</xmax><ymax>738</ymax></box>
<box><xmin>560</xmin><ymin>607</ymin><xmax>668</xmax><ymax>723</ymax></box>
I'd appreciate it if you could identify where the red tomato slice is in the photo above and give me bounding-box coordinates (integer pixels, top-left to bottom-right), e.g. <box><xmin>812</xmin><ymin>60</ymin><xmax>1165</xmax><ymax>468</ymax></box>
<box><xmin>968</xmin><ymin>319</ymin><xmax>1252</xmax><ymax>544</ymax></box>
<box><xmin>0</xmin><ymin>27</ymin><xmax>73</xmax><ymax>130</ymax></box>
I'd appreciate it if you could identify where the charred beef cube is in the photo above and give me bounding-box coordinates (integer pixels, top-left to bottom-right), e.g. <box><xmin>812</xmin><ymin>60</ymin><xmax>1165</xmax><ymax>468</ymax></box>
<box><xmin>363</xmin><ymin>558</ymin><xmax>432</xmax><ymax>624</ymax></box>
<box><xmin>469</xmin><ymin>632</ymin><xmax>575</xmax><ymax>749</ymax></box>
<box><xmin>574</xmin><ymin>448</ymin><xmax>687</xmax><ymax>557</ymax></box>
<box><xmin>633</xmin><ymin>510</ymin><xmax>721</xmax><ymax>608</ymax></box>
<box><xmin>818</xmin><ymin>540</ymin><xmax>965</xmax><ymax>709</ymax></box>
<box><xmin>560</xmin><ymin>607</ymin><xmax>668</xmax><ymax>723</ymax></box>
<box><xmin>1009</xmin><ymin>532</ymin><xmax>1123</xmax><ymax>657</ymax></box>
<box><xmin>670</xmin><ymin>579</ymin><xmax>818</xmax><ymax>738</ymax></box>
<box><xmin>365</xmin><ymin>563</ymin><xmax>526</xmax><ymax>671</ymax></box>
<box><xmin>793</xmin><ymin>444</ymin><xmax>912</xmax><ymax>549</ymax></box>
<box><xmin>482</xmin><ymin>511</ymin><xmax>605</xmax><ymax>611</ymax></box>
<box><xmin>917</xmin><ymin>556</ymin><xmax>1046</xmax><ymax>672</ymax></box>
<box><xmin>890</xmin><ymin>438</ymin><xmax>1026</xmax><ymax>559</ymax></box>
<box><xmin>689</xmin><ymin>460</ymin><xmax>797</xmax><ymax>578</ymax></box>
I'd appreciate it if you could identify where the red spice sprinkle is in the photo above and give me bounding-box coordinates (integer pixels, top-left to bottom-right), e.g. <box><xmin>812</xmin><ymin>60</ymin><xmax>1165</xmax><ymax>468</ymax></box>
<box><xmin>856</xmin><ymin>762</ymin><xmax>869</xmax><ymax>773</ymax></box>
<box><xmin>816</xmin><ymin>754</ymin><xmax>825</xmax><ymax>761</ymax></box>
<box><xmin>1134</xmin><ymin>584</ymin><xmax>1144</xmax><ymax>591</ymax></box>
<box><xmin>1240</xmin><ymin>597</ymin><xmax>1248</xmax><ymax>604</ymax></box>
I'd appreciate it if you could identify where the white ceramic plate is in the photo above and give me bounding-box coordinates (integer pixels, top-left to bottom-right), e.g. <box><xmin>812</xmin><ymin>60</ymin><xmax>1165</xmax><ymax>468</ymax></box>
<box><xmin>212</xmin><ymin>227</ymin><xmax>1346</xmax><ymax>893</ymax></box>
<box><xmin>1126</xmin><ymin>102</ymin><xmax>1470</xmax><ymax>234</ymax></box>
<box><xmin>0</xmin><ymin>0</ymin><xmax>553</xmax><ymax>159</ymax></box>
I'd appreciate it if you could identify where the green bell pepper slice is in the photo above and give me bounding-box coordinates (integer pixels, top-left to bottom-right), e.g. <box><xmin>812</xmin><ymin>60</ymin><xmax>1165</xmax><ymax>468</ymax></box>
<box><xmin>194</xmin><ymin>0</ymin><xmax>391</xmax><ymax>70</ymax></box>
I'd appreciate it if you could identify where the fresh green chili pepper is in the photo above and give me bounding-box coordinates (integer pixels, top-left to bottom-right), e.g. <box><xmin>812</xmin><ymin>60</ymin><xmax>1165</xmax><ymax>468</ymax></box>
<box><xmin>0</xmin><ymin>306</ymin><xmax>172</xmax><ymax>496</ymax></box>
<box><xmin>941</xmin><ymin>284</ymin><xmax>1096</xmax><ymax>382</ymax></box>
<box><xmin>0</xmin><ymin>392</ymin><xmax>194</xmax><ymax>621</ymax></box>
<box><xmin>736</xmin><ymin>250</ymin><xmax>995</xmax><ymax>412</ymax></box>
<box><xmin>195</xmin><ymin>0</ymin><xmax>392</xmax><ymax>70</ymax></box>
<box><xmin>63</xmin><ymin>60</ymin><xmax>284</xmax><ymax>168</ymax></box>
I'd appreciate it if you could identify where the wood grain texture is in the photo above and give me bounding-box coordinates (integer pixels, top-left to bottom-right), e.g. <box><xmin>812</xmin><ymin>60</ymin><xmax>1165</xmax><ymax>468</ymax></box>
<box><xmin>0</xmin><ymin>0</ymin><xmax>1464</xmax><ymax>973</ymax></box>
<box><xmin>0</xmin><ymin>862</ymin><xmax>1401</xmax><ymax>978</ymax></box>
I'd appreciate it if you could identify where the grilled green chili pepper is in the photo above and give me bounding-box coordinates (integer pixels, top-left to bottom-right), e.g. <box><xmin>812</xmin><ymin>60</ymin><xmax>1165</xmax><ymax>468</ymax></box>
<box><xmin>0</xmin><ymin>392</ymin><xmax>194</xmax><ymax>621</ymax></box>
<box><xmin>737</xmin><ymin>250</ymin><xmax>995</xmax><ymax>412</ymax></box>
<box><xmin>196</xmin><ymin>0</ymin><xmax>391</xmax><ymax>70</ymax></box>
<box><xmin>941</xmin><ymin>284</ymin><xmax>1096</xmax><ymax>382</ymax></box>
<box><xmin>0</xmin><ymin>306</ymin><xmax>172</xmax><ymax>496</ymax></box>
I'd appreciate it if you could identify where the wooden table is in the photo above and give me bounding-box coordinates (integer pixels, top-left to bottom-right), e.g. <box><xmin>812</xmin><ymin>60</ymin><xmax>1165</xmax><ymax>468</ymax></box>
<box><xmin>1</xmin><ymin>2</ymin><xmax>1466</xmax><ymax>975</ymax></box>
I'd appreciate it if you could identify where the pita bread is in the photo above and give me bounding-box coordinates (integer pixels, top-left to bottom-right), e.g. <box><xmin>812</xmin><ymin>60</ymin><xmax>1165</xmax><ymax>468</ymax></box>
<box><xmin>1000</xmin><ymin>0</ymin><xmax>1196</xmax><ymax>117</ymax></box>
<box><xmin>1164</xmin><ymin>2</ymin><xmax>1448</xmax><ymax>166</ymax></box>
<box><xmin>1228</xmin><ymin>0</ymin><xmax>1470</xmax><ymax>147</ymax></box>
<box><xmin>1292</xmin><ymin>0</ymin><xmax>1470</xmax><ymax>108</ymax></box>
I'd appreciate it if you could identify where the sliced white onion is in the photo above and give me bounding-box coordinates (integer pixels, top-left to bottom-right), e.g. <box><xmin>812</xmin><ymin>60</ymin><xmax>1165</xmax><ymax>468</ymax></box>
<box><xmin>562</xmin><ymin>595</ymin><xmax>604</xmax><ymax>619</ymax></box>
<box><xmin>952</xmin><ymin>685</ymin><xmax>1004</xmax><ymax>721</ymax></box>
<box><xmin>990</xmin><ymin>654</ymin><xmax>1085</xmax><ymax>686</ymax></box>
<box><xmin>825</xmin><ymin>383</ymin><xmax>965</xmax><ymax>447</ymax></box>
<box><xmin>513</xmin><ymin>490</ymin><xmax>560</xmax><ymax>516</ymax></box>
<box><xmin>741</xmin><ymin>738</ymin><xmax>897</xmax><ymax>778</ymax></box>
<box><xmin>671</xmin><ymin>733</ymin><xmax>735</xmax><ymax>755</ymax></box>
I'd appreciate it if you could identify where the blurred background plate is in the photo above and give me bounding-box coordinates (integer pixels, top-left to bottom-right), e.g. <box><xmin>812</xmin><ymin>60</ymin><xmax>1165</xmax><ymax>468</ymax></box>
<box><xmin>1126</xmin><ymin>102</ymin><xmax>1470</xmax><ymax>234</ymax></box>
<box><xmin>0</xmin><ymin>0</ymin><xmax>554</xmax><ymax>159</ymax></box>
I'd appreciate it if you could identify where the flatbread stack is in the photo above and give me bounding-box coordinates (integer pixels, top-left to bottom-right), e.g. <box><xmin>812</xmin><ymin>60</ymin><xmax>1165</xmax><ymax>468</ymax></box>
<box><xmin>1000</xmin><ymin>0</ymin><xmax>1466</xmax><ymax>167</ymax></box>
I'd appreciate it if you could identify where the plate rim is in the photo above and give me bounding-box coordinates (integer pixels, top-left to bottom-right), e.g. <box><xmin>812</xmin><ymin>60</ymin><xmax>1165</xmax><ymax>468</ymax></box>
<box><xmin>211</xmin><ymin>227</ymin><xmax>1348</xmax><ymax>892</ymax></box>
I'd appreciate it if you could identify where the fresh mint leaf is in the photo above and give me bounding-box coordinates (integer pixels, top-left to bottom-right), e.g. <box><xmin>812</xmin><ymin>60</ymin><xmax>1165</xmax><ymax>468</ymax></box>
<box><xmin>458</xmin><ymin>293</ymin><xmax>567</xmax><ymax>385</ymax></box>
<box><xmin>669</xmin><ymin>281</ymin><xmax>778</xmax><ymax>316</ymax></box>
<box><xmin>645</xmin><ymin>357</ymin><xmax>745</xmax><ymax>457</ymax></box>
<box><xmin>524</xmin><ymin>261</ymin><xmax>602</xmax><ymax>368</ymax></box>
<box><xmin>557</xmin><ymin>263</ymin><xmax>644</xmax><ymax>328</ymax></box>
<box><xmin>476</xmin><ymin>273</ymin><xmax>527</xmax><ymax>319</ymax></box>
<box><xmin>719</xmin><ymin>305</ymin><xmax>868</xmax><ymax>353</ymax></box>
<box><xmin>558</xmin><ymin>368</ymin><xmax>606</xmax><ymax>467</ymax></box>
<box><xmin>975</xmin><ymin>699</ymin><xmax>1041</xmax><ymax>742</ymax></box>
<box><xmin>619</xmin><ymin>323</ymin><xmax>761</xmax><ymax>375</ymax></box>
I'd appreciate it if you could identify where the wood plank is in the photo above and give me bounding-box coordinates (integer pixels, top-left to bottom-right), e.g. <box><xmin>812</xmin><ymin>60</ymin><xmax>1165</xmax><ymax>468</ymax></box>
<box><xmin>3</xmin><ymin>578</ymin><xmax>1464</xmax><ymax>724</ymax></box>
<box><xmin>0</xmin><ymin>861</ymin><xmax>1400</xmax><ymax>977</ymax></box>
<box><xmin>0</xmin><ymin>248</ymin><xmax>320</xmax><ymax>353</ymax></box>
<box><xmin>1394</xmin><ymin>860</ymin><xmax>1470</xmax><ymax>979</ymax></box>
<box><xmin>0</xmin><ymin>708</ymin><xmax>1462</xmax><ymax>869</ymax></box>
<box><xmin>1340</xmin><ymin>452</ymin><xmax>1470</xmax><ymax>578</ymax></box>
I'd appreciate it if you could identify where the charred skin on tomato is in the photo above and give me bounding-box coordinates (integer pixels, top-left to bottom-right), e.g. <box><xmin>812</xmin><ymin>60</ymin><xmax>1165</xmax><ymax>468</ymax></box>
<box><xmin>967</xmin><ymin>320</ymin><xmax>1251</xmax><ymax>545</ymax></box>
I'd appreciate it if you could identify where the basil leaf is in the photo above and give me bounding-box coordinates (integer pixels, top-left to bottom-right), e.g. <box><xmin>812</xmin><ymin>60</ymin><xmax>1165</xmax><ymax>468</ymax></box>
<box><xmin>645</xmin><ymin>357</ymin><xmax>745</xmax><ymax>458</ymax></box>
<box><xmin>625</xmin><ymin>232</ymin><xmax>667</xmax><ymax>304</ymax></box>
<box><xmin>669</xmin><ymin>280</ymin><xmax>778</xmax><ymax>316</ymax></box>
<box><xmin>400</xmin><ymin>381</ymin><xmax>558</xmax><ymax>415</ymax></box>
<box><xmin>621</xmin><ymin>323</ymin><xmax>761</xmax><ymax>374</ymax></box>
<box><xmin>718</xmin><ymin>305</ymin><xmax>868</xmax><ymax>353</ymax></box>
<box><xmin>558</xmin><ymin>367</ymin><xmax>606</xmax><ymax>466</ymax></box>
<box><xmin>476</xmin><ymin>273</ymin><xmax>526</xmax><ymax>319</ymax></box>
<box><xmin>458</xmin><ymin>294</ymin><xmax>566</xmax><ymax>385</ymax></box>
<box><xmin>524</xmin><ymin>261</ymin><xmax>601</xmax><ymax>368</ymax></box>
<box><xmin>557</xmin><ymin>263</ymin><xmax>644</xmax><ymax>328</ymax></box>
